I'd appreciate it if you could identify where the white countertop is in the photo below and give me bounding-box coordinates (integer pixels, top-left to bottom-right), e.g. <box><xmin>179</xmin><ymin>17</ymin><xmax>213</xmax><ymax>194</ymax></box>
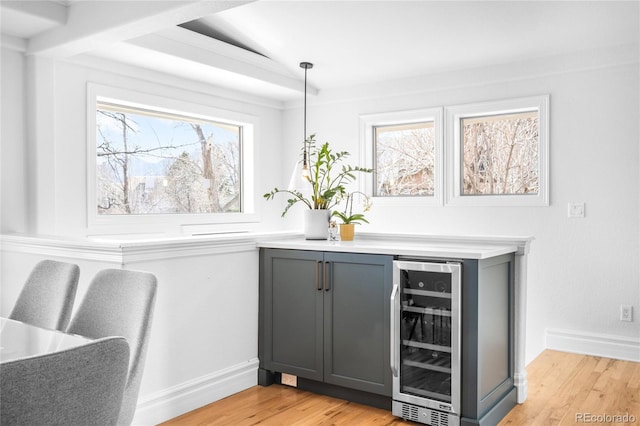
<box><xmin>257</xmin><ymin>232</ymin><xmax>531</xmax><ymax>259</ymax></box>
<box><xmin>1</xmin><ymin>231</ymin><xmax>532</xmax><ymax>260</ymax></box>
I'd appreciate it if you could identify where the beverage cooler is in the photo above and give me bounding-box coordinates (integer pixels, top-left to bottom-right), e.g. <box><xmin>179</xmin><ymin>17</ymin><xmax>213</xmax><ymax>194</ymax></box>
<box><xmin>390</xmin><ymin>260</ymin><xmax>462</xmax><ymax>426</ymax></box>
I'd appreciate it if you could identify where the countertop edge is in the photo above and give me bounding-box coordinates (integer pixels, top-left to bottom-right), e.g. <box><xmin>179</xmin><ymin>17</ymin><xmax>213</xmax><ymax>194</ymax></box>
<box><xmin>1</xmin><ymin>231</ymin><xmax>532</xmax><ymax>260</ymax></box>
<box><xmin>257</xmin><ymin>233</ymin><xmax>529</xmax><ymax>259</ymax></box>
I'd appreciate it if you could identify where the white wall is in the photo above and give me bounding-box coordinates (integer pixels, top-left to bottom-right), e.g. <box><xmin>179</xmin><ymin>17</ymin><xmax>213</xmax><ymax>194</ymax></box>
<box><xmin>1</xmin><ymin>48</ymin><xmax>289</xmax><ymax>237</ymax></box>
<box><xmin>280</xmin><ymin>47</ymin><xmax>640</xmax><ymax>364</ymax></box>
<box><xmin>122</xmin><ymin>244</ymin><xmax>260</xmax><ymax>424</ymax></box>
<box><xmin>0</xmin><ymin>48</ymin><xmax>28</xmax><ymax>234</ymax></box>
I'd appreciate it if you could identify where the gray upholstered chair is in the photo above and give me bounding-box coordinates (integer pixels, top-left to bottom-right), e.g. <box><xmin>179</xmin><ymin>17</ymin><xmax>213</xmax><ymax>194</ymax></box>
<box><xmin>0</xmin><ymin>336</ymin><xmax>130</xmax><ymax>426</ymax></box>
<box><xmin>9</xmin><ymin>259</ymin><xmax>80</xmax><ymax>331</ymax></box>
<box><xmin>66</xmin><ymin>268</ymin><xmax>158</xmax><ymax>426</ymax></box>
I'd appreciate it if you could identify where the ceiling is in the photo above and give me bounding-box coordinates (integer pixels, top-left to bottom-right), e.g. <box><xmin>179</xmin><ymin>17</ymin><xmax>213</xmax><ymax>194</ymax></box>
<box><xmin>1</xmin><ymin>0</ymin><xmax>638</xmax><ymax>101</ymax></box>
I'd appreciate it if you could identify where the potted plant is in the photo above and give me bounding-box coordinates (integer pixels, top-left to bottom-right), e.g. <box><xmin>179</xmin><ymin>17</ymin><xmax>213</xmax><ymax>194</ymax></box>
<box><xmin>264</xmin><ymin>135</ymin><xmax>372</xmax><ymax>239</ymax></box>
<box><xmin>331</xmin><ymin>191</ymin><xmax>372</xmax><ymax>241</ymax></box>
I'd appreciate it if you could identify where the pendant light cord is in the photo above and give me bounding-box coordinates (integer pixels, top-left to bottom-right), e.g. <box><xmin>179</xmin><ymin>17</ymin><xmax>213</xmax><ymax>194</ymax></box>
<box><xmin>300</xmin><ymin>62</ymin><xmax>313</xmax><ymax>177</ymax></box>
<box><xmin>303</xmin><ymin>65</ymin><xmax>308</xmax><ymax>142</ymax></box>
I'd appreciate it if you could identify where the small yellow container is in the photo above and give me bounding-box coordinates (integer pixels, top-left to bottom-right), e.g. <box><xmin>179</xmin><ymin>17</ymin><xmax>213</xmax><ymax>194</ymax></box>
<box><xmin>339</xmin><ymin>224</ymin><xmax>355</xmax><ymax>241</ymax></box>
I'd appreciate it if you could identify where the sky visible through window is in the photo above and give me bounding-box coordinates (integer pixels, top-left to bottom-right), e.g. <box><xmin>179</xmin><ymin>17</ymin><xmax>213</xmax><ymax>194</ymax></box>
<box><xmin>96</xmin><ymin>103</ymin><xmax>241</xmax><ymax>215</ymax></box>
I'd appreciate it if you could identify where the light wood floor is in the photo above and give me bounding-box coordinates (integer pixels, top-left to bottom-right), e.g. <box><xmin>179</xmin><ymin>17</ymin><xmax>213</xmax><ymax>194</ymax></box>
<box><xmin>161</xmin><ymin>350</ymin><xmax>640</xmax><ymax>425</ymax></box>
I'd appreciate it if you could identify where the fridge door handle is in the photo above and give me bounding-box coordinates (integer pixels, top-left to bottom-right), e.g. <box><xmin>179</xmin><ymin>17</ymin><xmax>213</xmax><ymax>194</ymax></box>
<box><xmin>390</xmin><ymin>284</ymin><xmax>400</xmax><ymax>377</ymax></box>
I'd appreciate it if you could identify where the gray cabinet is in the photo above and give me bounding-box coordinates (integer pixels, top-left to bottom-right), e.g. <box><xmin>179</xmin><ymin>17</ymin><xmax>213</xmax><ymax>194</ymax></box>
<box><xmin>460</xmin><ymin>255</ymin><xmax>517</xmax><ymax>426</ymax></box>
<box><xmin>259</xmin><ymin>248</ymin><xmax>393</xmax><ymax>397</ymax></box>
<box><xmin>258</xmin><ymin>246</ymin><xmax>517</xmax><ymax>422</ymax></box>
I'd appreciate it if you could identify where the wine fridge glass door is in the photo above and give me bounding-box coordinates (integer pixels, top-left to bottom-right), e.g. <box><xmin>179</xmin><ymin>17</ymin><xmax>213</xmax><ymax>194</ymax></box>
<box><xmin>392</xmin><ymin>261</ymin><xmax>461</xmax><ymax>414</ymax></box>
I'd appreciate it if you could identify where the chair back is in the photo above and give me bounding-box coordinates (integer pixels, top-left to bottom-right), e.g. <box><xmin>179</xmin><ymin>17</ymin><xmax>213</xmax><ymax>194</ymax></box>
<box><xmin>9</xmin><ymin>260</ymin><xmax>80</xmax><ymax>331</ymax></box>
<box><xmin>67</xmin><ymin>268</ymin><xmax>158</xmax><ymax>426</ymax></box>
<box><xmin>0</xmin><ymin>336</ymin><xmax>129</xmax><ymax>426</ymax></box>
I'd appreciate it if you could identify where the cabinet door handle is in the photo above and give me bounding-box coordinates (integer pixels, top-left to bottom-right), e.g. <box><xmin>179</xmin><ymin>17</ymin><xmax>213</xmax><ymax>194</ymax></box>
<box><xmin>323</xmin><ymin>262</ymin><xmax>331</xmax><ymax>291</ymax></box>
<box><xmin>316</xmin><ymin>261</ymin><xmax>322</xmax><ymax>291</ymax></box>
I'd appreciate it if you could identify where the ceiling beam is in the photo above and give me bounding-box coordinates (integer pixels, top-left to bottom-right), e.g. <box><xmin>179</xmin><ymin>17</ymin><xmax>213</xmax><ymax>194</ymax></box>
<box><xmin>1</xmin><ymin>1</ymin><xmax>67</xmax><ymax>27</ymax></box>
<box><xmin>26</xmin><ymin>0</ymin><xmax>255</xmax><ymax>58</ymax></box>
<box><xmin>2</xmin><ymin>34</ymin><xmax>27</xmax><ymax>52</ymax></box>
<box><xmin>127</xmin><ymin>26</ymin><xmax>318</xmax><ymax>96</ymax></box>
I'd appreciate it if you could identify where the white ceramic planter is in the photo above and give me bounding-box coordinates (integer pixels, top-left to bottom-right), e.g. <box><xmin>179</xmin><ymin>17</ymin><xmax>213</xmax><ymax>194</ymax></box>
<box><xmin>304</xmin><ymin>209</ymin><xmax>330</xmax><ymax>240</ymax></box>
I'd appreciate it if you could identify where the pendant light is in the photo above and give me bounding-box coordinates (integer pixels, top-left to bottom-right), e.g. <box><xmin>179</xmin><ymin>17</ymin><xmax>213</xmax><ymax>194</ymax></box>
<box><xmin>300</xmin><ymin>61</ymin><xmax>313</xmax><ymax>180</ymax></box>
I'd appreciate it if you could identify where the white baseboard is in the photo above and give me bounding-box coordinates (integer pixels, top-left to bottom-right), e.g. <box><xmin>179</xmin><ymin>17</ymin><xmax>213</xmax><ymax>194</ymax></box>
<box><xmin>546</xmin><ymin>328</ymin><xmax>640</xmax><ymax>362</ymax></box>
<box><xmin>132</xmin><ymin>358</ymin><xmax>259</xmax><ymax>425</ymax></box>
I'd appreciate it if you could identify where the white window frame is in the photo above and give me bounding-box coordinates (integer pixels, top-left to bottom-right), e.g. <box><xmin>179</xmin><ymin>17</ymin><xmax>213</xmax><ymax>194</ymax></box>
<box><xmin>86</xmin><ymin>82</ymin><xmax>258</xmax><ymax>236</ymax></box>
<box><xmin>360</xmin><ymin>107</ymin><xmax>444</xmax><ymax>206</ymax></box>
<box><xmin>445</xmin><ymin>95</ymin><xmax>549</xmax><ymax>207</ymax></box>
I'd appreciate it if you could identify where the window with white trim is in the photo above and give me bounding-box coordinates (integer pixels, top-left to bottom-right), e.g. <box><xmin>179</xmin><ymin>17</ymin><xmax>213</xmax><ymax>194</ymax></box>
<box><xmin>96</xmin><ymin>102</ymin><xmax>242</xmax><ymax>215</ymax></box>
<box><xmin>446</xmin><ymin>95</ymin><xmax>549</xmax><ymax>206</ymax></box>
<box><xmin>361</xmin><ymin>108</ymin><xmax>443</xmax><ymax>206</ymax></box>
<box><xmin>87</xmin><ymin>83</ymin><xmax>256</xmax><ymax>233</ymax></box>
<box><xmin>374</xmin><ymin>121</ymin><xmax>435</xmax><ymax>196</ymax></box>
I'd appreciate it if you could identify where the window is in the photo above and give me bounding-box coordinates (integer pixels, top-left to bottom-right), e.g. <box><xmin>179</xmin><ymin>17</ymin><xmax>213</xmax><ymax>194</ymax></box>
<box><xmin>374</xmin><ymin>121</ymin><xmax>435</xmax><ymax>196</ymax></box>
<box><xmin>96</xmin><ymin>102</ymin><xmax>242</xmax><ymax>215</ymax></box>
<box><xmin>87</xmin><ymin>83</ymin><xmax>256</xmax><ymax>234</ymax></box>
<box><xmin>361</xmin><ymin>108</ymin><xmax>443</xmax><ymax>205</ymax></box>
<box><xmin>446</xmin><ymin>96</ymin><xmax>549</xmax><ymax>206</ymax></box>
<box><xmin>461</xmin><ymin>111</ymin><xmax>539</xmax><ymax>196</ymax></box>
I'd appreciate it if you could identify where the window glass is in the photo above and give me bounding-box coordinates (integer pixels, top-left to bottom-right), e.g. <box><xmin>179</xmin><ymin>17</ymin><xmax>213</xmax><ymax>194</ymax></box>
<box><xmin>374</xmin><ymin>121</ymin><xmax>435</xmax><ymax>197</ymax></box>
<box><xmin>461</xmin><ymin>111</ymin><xmax>539</xmax><ymax>196</ymax></box>
<box><xmin>445</xmin><ymin>95</ymin><xmax>549</xmax><ymax>206</ymax></box>
<box><xmin>361</xmin><ymin>107</ymin><xmax>443</xmax><ymax>206</ymax></box>
<box><xmin>96</xmin><ymin>102</ymin><xmax>242</xmax><ymax>215</ymax></box>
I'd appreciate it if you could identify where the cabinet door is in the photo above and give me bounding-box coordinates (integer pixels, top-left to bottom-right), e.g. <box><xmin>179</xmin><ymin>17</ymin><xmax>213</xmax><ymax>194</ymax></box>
<box><xmin>323</xmin><ymin>252</ymin><xmax>393</xmax><ymax>396</ymax></box>
<box><xmin>261</xmin><ymin>249</ymin><xmax>324</xmax><ymax>381</ymax></box>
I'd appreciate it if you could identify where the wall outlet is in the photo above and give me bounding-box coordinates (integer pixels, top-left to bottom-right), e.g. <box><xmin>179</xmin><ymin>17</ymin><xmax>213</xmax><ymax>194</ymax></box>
<box><xmin>620</xmin><ymin>305</ymin><xmax>633</xmax><ymax>322</ymax></box>
<box><xmin>281</xmin><ymin>373</ymin><xmax>297</xmax><ymax>387</ymax></box>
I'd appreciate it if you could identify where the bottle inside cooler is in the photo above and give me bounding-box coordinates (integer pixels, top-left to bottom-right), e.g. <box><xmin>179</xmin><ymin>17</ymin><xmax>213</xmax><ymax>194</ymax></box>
<box><xmin>399</xmin><ymin>268</ymin><xmax>454</xmax><ymax>402</ymax></box>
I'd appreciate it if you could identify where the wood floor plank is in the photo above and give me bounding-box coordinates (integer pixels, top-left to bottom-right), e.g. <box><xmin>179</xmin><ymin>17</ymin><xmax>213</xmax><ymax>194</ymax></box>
<box><xmin>161</xmin><ymin>351</ymin><xmax>639</xmax><ymax>426</ymax></box>
<box><xmin>628</xmin><ymin>360</ymin><xmax>640</xmax><ymax>390</ymax></box>
<box><xmin>501</xmin><ymin>353</ymin><xmax>640</xmax><ymax>426</ymax></box>
<box><xmin>551</xmin><ymin>356</ymin><xmax>602</xmax><ymax>425</ymax></box>
<box><xmin>499</xmin><ymin>351</ymin><xmax>589</xmax><ymax>426</ymax></box>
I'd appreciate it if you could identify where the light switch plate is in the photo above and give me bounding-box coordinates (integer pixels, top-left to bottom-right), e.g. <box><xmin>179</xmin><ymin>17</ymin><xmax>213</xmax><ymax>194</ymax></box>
<box><xmin>620</xmin><ymin>305</ymin><xmax>633</xmax><ymax>322</ymax></box>
<box><xmin>568</xmin><ymin>202</ymin><xmax>585</xmax><ymax>218</ymax></box>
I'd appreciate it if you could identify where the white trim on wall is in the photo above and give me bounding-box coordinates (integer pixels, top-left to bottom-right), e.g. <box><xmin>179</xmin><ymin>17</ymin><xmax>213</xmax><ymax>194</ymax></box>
<box><xmin>0</xmin><ymin>233</ymin><xmax>259</xmax><ymax>264</ymax></box>
<box><xmin>132</xmin><ymin>358</ymin><xmax>259</xmax><ymax>425</ymax></box>
<box><xmin>546</xmin><ymin>328</ymin><xmax>640</xmax><ymax>362</ymax></box>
